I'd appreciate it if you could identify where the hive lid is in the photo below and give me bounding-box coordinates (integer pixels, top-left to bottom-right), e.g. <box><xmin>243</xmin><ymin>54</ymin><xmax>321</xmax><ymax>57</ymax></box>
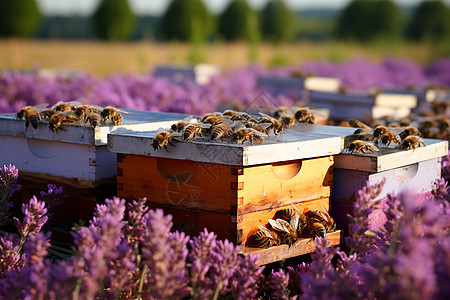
<box><xmin>0</xmin><ymin>110</ymin><xmax>192</xmax><ymax>146</ymax></box>
<box><xmin>310</xmin><ymin>90</ymin><xmax>417</xmax><ymax>108</ymax></box>
<box><xmin>107</xmin><ymin>128</ymin><xmax>344</xmax><ymax>166</ymax></box>
<box><xmin>334</xmin><ymin>138</ymin><xmax>448</xmax><ymax>172</ymax></box>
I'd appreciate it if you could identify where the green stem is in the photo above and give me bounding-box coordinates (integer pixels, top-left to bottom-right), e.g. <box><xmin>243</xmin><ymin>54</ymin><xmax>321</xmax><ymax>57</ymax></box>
<box><xmin>72</xmin><ymin>278</ymin><xmax>82</xmax><ymax>300</ymax></box>
<box><xmin>212</xmin><ymin>279</ymin><xmax>223</xmax><ymax>300</ymax></box>
<box><xmin>137</xmin><ymin>265</ymin><xmax>148</xmax><ymax>299</ymax></box>
<box><xmin>388</xmin><ymin>221</ymin><xmax>401</xmax><ymax>255</ymax></box>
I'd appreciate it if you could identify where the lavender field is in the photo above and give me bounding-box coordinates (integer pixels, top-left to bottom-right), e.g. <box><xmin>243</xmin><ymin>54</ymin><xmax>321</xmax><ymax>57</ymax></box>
<box><xmin>1</xmin><ymin>55</ymin><xmax>450</xmax><ymax>299</ymax></box>
<box><xmin>1</xmin><ymin>56</ymin><xmax>450</xmax><ymax>115</ymax></box>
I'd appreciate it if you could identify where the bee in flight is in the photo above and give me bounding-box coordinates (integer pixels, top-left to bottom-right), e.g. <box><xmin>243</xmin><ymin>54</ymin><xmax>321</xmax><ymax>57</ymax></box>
<box><xmin>16</xmin><ymin>104</ymin><xmax>49</xmax><ymax>130</ymax></box>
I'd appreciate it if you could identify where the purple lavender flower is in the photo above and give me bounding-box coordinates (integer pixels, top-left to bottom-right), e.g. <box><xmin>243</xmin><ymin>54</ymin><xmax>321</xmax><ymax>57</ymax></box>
<box><xmin>230</xmin><ymin>254</ymin><xmax>264</xmax><ymax>300</ymax></box>
<box><xmin>0</xmin><ymin>233</ymin><xmax>21</xmax><ymax>276</ymax></box>
<box><xmin>23</xmin><ymin>231</ymin><xmax>51</xmax><ymax>267</ymax></box>
<box><xmin>13</xmin><ymin>196</ymin><xmax>48</xmax><ymax>237</ymax></box>
<box><xmin>39</xmin><ymin>184</ymin><xmax>65</xmax><ymax>219</ymax></box>
<box><xmin>0</xmin><ymin>164</ymin><xmax>21</xmax><ymax>225</ymax></box>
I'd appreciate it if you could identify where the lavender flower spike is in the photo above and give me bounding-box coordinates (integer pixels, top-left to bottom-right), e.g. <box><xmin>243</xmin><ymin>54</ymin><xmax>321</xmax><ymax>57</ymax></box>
<box><xmin>13</xmin><ymin>196</ymin><xmax>48</xmax><ymax>237</ymax></box>
<box><xmin>0</xmin><ymin>164</ymin><xmax>21</xmax><ymax>225</ymax></box>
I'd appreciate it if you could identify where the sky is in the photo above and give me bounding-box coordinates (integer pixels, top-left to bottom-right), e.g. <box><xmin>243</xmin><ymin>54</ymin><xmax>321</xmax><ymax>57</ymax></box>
<box><xmin>37</xmin><ymin>0</ymin><xmax>450</xmax><ymax>16</ymax></box>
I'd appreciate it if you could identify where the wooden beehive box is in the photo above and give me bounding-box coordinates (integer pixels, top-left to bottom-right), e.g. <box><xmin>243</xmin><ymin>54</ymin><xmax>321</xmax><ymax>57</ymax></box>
<box><xmin>108</xmin><ymin>128</ymin><xmax>345</xmax><ymax>264</ymax></box>
<box><xmin>330</xmin><ymin>129</ymin><xmax>448</xmax><ymax>233</ymax></box>
<box><xmin>309</xmin><ymin>90</ymin><xmax>417</xmax><ymax>121</ymax></box>
<box><xmin>0</xmin><ymin>110</ymin><xmax>192</xmax><ymax>223</ymax></box>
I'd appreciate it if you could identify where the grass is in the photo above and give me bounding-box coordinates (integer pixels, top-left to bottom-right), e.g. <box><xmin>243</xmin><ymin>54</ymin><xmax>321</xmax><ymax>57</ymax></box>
<box><xmin>0</xmin><ymin>38</ymin><xmax>443</xmax><ymax>77</ymax></box>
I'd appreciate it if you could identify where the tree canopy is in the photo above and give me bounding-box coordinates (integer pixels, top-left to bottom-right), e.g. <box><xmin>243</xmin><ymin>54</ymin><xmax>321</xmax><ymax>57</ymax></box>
<box><xmin>260</xmin><ymin>0</ymin><xmax>296</xmax><ymax>43</ymax></box>
<box><xmin>159</xmin><ymin>0</ymin><xmax>214</xmax><ymax>41</ymax></box>
<box><xmin>337</xmin><ymin>0</ymin><xmax>403</xmax><ymax>42</ymax></box>
<box><xmin>406</xmin><ymin>0</ymin><xmax>450</xmax><ymax>41</ymax></box>
<box><xmin>0</xmin><ymin>0</ymin><xmax>42</xmax><ymax>37</ymax></box>
<box><xmin>218</xmin><ymin>0</ymin><xmax>258</xmax><ymax>41</ymax></box>
<box><xmin>91</xmin><ymin>0</ymin><xmax>136</xmax><ymax>41</ymax></box>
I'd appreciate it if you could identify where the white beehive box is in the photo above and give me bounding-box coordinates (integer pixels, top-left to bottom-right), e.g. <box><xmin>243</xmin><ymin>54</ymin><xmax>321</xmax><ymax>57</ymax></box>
<box><xmin>310</xmin><ymin>90</ymin><xmax>417</xmax><ymax>121</ymax></box>
<box><xmin>0</xmin><ymin>110</ymin><xmax>192</xmax><ymax>223</ymax></box>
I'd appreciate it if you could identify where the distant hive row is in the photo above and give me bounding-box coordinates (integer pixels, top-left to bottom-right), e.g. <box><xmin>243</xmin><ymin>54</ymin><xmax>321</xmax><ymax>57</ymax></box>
<box><xmin>16</xmin><ymin>101</ymin><xmax>127</xmax><ymax>132</ymax></box>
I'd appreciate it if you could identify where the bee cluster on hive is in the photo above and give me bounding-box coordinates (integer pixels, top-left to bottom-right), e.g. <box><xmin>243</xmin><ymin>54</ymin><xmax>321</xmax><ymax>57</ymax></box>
<box><xmin>246</xmin><ymin>204</ymin><xmax>337</xmax><ymax>249</ymax></box>
<box><xmin>16</xmin><ymin>101</ymin><xmax>127</xmax><ymax>132</ymax></box>
<box><xmin>343</xmin><ymin>118</ymin><xmax>427</xmax><ymax>155</ymax></box>
<box><xmin>152</xmin><ymin>106</ymin><xmax>324</xmax><ymax>151</ymax></box>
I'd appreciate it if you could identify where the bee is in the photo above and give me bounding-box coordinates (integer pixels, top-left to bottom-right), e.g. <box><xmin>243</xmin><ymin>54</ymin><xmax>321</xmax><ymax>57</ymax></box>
<box><xmin>294</xmin><ymin>107</ymin><xmax>317</xmax><ymax>126</ymax></box>
<box><xmin>244</xmin><ymin>121</ymin><xmax>271</xmax><ymax>137</ymax></box>
<box><xmin>232</xmin><ymin>124</ymin><xmax>265</xmax><ymax>144</ymax></box>
<box><xmin>399</xmin><ymin>118</ymin><xmax>411</xmax><ymax>127</ymax></box>
<box><xmin>257</xmin><ymin>112</ymin><xmax>284</xmax><ymax>135</ymax></box>
<box><xmin>211</xmin><ymin>123</ymin><xmax>233</xmax><ymax>141</ymax></box>
<box><xmin>347</xmin><ymin>140</ymin><xmax>379</xmax><ymax>155</ymax></box>
<box><xmin>183</xmin><ymin>123</ymin><xmax>210</xmax><ymax>142</ymax></box>
<box><xmin>200</xmin><ymin>112</ymin><xmax>222</xmax><ymax>122</ymax></box>
<box><xmin>348</xmin><ymin>119</ymin><xmax>372</xmax><ymax>132</ymax></box>
<box><xmin>74</xmin><ymin>104</ymin><xmax>103</xmax><ymax>121</ymax></box>
<box><xmin>373</xmin><ymin>125</ymin><xmax>389</xmax><ymax>139</ymax></box>
<box><xmin>17</xmin><ymin>104</ymin><xmax>48</xmax><ymax>130</ymax></box>
<box><xmin>277</xmin><ymin>112</ymin><xmax>296</xmax><ymax>129</ymax></box>
<box><xmin>437</xmin><ymin>116</ymin><xmax>450</xmax><ymax>133</ymax></box>
<box><xmin>304</xmin><ymin>205</ymin><xmax>336</xmax><ymax>240</ymax></box>
<box><xmin>101</xmin><ymin>106</ymin><xmax>128</xmax><ymax>125</ymax></box>
<box><xmin>272</xmin><ymin>106</ymin><xmax>291</xmax><ymax>119</ymax></box>
<box><xmin>171</xmin><ymin>115</ymin><xmax>194</xmax><ymax>132</ymax></box>
<box><xmin>379</xmin><ymin>132</ymin><xmax>402</xmax><ymax>147</ymax></box>
<box><xmin>52</xmin><ymin>101</ymin><xmax>80</xmax><ymax>112</ymax></box>
<box><xmin>85</xmin><ymin>112</ymin><xmax>102</xmax><ymax>128</ymax></box>
<box><xmin>274</xmin><ymin>204</ymin><xmax>308</xmax><ymax>236</ymax></box>
<box><xmin>48</xmin><ymin>111</ymin><xmax>80</xmax><ymax>132</ymax></box>
<box><xmin>399</xmin><ymin>126</ymin><xmax>421</xmax><ymax>140</ymax></box>
<box><xmin>151</xmin><ymin>129</ymin><xmax>182</xmax><ymax>151</ymax></box>
<box><xmin>202</xmin><ymin>115</ymin><xmax>231</xmax><ymax>126</ymax></box>
<box><xmin>399</xmin><ymin>135</ymin><xmax>425</xmax><ymax>150</ymax></box>
<box><xmin>39</xmin><ymin>108</ymin><xmax>55</xmax><ymax>119</ymax></box>
<box><xmin>222</xmin><ymin>110</ymin><xmax>253</xmax><ymax>121</ymax></box>
<box><xmin>246</xmin><ymin>225</ymin><xmax>281</xmax><ymax>248</ymax></box>
<box><xmin>268</xmin><ymin>217</ymin><xmax>299</xmax><ymax>245</ymax></box>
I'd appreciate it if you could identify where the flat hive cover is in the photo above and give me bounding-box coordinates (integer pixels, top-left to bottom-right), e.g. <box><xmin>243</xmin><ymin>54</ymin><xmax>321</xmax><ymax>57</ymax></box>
<box><xmin>107</xmin><ymin>128</ymin><xmax>344</xmax><ymax>166</ymax></box>
<box><xmin>0</xmin><ymin>110</ymin><xmax>192</xmax><ymax>146</ymax></box>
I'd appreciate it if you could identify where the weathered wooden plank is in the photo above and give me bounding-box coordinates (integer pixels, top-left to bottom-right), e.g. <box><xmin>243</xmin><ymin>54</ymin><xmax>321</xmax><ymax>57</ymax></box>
<box><xmin>0</xmin><ymin>110</ymin><xmax>192</xmax><ymax>145</ymax></box>
<box><xmin>334</xmin><ymin>138</ymin><xmax>448</xmax><ymax>172</ymax></box>
<box><xmin>241</xmin><ymin>230</ymin><xmax>341</xmax><ymax>266</ymax></box>
<box><xmin>108</xmin><ymin>129</ymin><xmax>344</xmax><ymax>166</ymax></box>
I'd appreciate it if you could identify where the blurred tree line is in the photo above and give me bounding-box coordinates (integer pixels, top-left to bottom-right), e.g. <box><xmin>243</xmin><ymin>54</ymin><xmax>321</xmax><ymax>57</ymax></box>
<box><xmin>0</xmin><ymin>0</ymin><xmax>449</xmax><ymax>43</ymax></box>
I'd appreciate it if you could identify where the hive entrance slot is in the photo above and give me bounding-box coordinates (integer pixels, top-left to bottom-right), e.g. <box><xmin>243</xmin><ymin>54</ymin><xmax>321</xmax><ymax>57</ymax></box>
<box><xmin>271</xmin><ymin>161</ymin><xmax>302</xmax><ymax>180</ymax></box>
<box><xmin>394</xmin><ymin>162</ymin><xmax>419</xmax><ymax>183</ymax></box>
<box><xmin>27</xmin><ymin>138</ymin><xmax>58</xmax><ymax>159</ymax></box>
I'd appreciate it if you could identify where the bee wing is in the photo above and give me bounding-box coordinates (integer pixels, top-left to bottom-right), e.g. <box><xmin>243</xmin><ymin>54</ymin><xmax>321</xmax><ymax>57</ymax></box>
<box><xmin>256</xmin><ymin>122</ymin><xmax>273</xmax><ymax>130</ymax></box>
<box><xmin>232</xmin><ymin>121</ymin><xmax>246</xmax><ymax>130</ymax></box>
<box><xmin>257</xmin><ymin>225</ymin><xmax>277</xmax><ymax>240</ymax></box>
<box><xmin>156</xmin><ymin>127</ymin><xmax>171</xmax><ymax>133</ymax></box>
<box><xmin>387</xmin><ymin>127</ymin><xmax>404</xmax><ymax>135</ymax></box>
<box><xmin>370</xmin><ymin>143</ymin><xmax>380</xmax><ymax>151</ymax></box>
<box><xmin>182</xmin><ymin>115</ymin><xmax>194</xmax><ymax>122</ymax></box>
<box><xmin>258</xmin><ymin>112</ymin><xmax>275</xmax><ymax>120</ymax></box>
<box><xmin>268</xmin><ymin>218</ymin><xmax>289</xmax><ymax>234</ymax></box>
<box><xmin>290</xmin><ymin>213</ymin><xmax>299</xmax><ymax>231</ymax></box>
<box><xmin>169</xmin><ymin>131</ymin><xmax>183</xmax><ymax>138</ymax></box>
<box><xmin>61</xmin><ymin>110</ymin><xmax>76</xmax><ymax>117</ymax></box>
<box><xmin>89</xmin><ymin>105</ymin><xmax>105</xmax><ymax>112</ymax></box>
<box><xmin>348</xmin><ymin>119</ymin><xmax>373</xmax><ymax>131</ymax></box>
<box><xmin>33</xmin><ymin>103</ymin><xmax>50</xmax><ymax>110</ymax></box>
<box><xmin>201</xmin><ymin>123</ymin><xmax>212</xmax><ymax>129</ymax></box>
<box><xmin>247</xmin><ymin>127</ymin><xmax>267</xmax><ymax>136</ymax></box>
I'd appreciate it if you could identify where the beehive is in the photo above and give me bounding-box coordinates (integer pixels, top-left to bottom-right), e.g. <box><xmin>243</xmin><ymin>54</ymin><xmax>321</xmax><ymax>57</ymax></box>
<box><xmin>153</xmin><ymin>64</ymin><xmax>219</xmax><ymax>85</ymax></box>
<box><xmin>331</xmin><ymin>131</ymin><xmax>447</xmax><ymax>233</ymax></box>
<box><xmin>108</xmin><ymin>128</ymin><xmax>344</xmax><ymax>264</ymax></box>
<box><xmin>309</xmin><ymin>90</ymin><xmax>417</xmax><ymax>121</ymax></box>
<box><xmin>0</xmin><ymin>110</ymin><xmax>192</xmax><ymax>223</ymax></box>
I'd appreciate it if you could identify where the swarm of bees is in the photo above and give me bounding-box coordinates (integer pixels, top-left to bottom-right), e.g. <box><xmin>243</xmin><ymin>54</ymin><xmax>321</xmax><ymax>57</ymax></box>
<box><xmin>344</xmin><ymin>118</ymin><xmax>427</xmax><ymax>154</ymax></box>
<box><xmin>16</xmin><ymin>101</ymin><xmax>127</xmax><ymax>132</ymax></box>
<box><xmin>245</xmin><ymin>204</ymin><xmax>336</xmax><ymax>249</ymax></box>
<box><xmin>153</xmin><ymin>106</ymin><xmax>323</xmax><ymax>151</ymax></box>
